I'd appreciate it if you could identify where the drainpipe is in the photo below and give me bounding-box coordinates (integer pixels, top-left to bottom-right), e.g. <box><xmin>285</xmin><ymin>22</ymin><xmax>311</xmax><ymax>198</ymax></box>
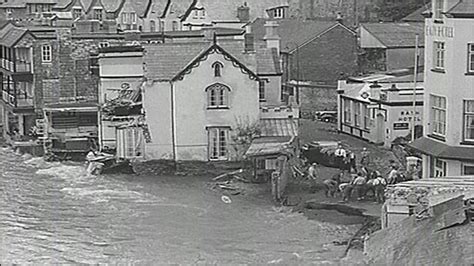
<box><xmin>170</xmin><ymin>81</ymin><xmax>177</xmax><ymax>165</ymax></box>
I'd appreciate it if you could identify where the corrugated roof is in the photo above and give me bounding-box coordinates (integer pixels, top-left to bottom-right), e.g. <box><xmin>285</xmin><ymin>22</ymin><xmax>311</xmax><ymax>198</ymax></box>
<box><xmin>251</xmin><ymin>18</ymin><xmax>340</xmax><ymax>53</ymax></box>
<box><xmin>260</xmin><ymin>118</ymin><xmax>298</xmax><ymax>137</ymax></box>
<box><xmin>447</xmin><ymin>0</ymin><xmax>474</xmax><ymax>17</ymax></box>
<box><xmin>361</xmin><ymin>22</ymin><xmax>425</xmax><ymax>48</ymax></box>
<box><xmin>245</xmin><ymin>136</ymin><xmax>293</xmax><ymax>157</ymax></box>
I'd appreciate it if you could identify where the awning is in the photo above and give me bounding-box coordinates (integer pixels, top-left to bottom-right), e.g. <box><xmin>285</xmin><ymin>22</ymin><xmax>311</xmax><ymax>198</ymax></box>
<box><xmin>245</xmin><ymin>136</ymin><xmax>294</xmax><ymax>157</ymax></box>
<box><xmin>408</xmin><ymin>137</ymin><xmax>474</xmax><ymax>161</ymax></box>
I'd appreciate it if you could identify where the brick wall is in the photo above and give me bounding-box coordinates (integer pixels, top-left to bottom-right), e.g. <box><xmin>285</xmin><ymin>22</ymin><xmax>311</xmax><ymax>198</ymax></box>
<box><xmin>33</xmin><ymin>29</ymin><xmax>126</xmax><ymax>110</ymax></box>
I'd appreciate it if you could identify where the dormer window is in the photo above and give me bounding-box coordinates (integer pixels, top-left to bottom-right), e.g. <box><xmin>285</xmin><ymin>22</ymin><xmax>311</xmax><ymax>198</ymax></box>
<box><xmin>272</xmin><ymin>7</ymin><xmax>285</xmax><ymax>19</ymax></box>
<box><xmin>93</xmin><ymin>8</ymin><xmax>103</xmax><ymax>21</ymax></box>
<box><xmin>212</xmin><ymin>61</ymin><xmax>223</xmax><ymax>77</ymax></box>
<box><xmin>73</xmin><ymin>8</ymin><xmax>82</xmax><ymax>19</ymax></box>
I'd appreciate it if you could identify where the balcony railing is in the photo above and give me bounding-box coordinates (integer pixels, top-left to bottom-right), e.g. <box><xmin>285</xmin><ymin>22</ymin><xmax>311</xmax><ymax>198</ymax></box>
<box><xmin>15</xmin><ymin>62</ymin><xmax>32</xmax><ymax>73</ymax></box>
<box><xmin>2</xmin><ymin>90</ymin><xmax>33</xmax><ymax>108</ymax></box>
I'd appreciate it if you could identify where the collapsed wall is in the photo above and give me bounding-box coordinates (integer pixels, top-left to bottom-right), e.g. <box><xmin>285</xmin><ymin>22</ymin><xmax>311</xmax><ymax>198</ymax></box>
<box><xmin>365</xmin><ymin>195</ymin><xmax>473</xmax><ymax>265</ymax></box>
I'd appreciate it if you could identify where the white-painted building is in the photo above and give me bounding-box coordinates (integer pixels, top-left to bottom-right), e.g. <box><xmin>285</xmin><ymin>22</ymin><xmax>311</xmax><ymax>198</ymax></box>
<box><xmin>409</xmin><ymin>0</ymin><xmax>474</xmax><ymax>178</ymax></box>
<box><xmin>337</xmin><ymin>70</ymin><xmax>424</xmax><ymax>147</ymax></box>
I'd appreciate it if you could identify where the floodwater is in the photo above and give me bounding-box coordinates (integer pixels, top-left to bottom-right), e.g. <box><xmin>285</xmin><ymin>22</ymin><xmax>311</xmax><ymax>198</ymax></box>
<box><xmin>0</xmin><ymin>147</ymin><xmax>359</xmax><ymax>264</ymax></box>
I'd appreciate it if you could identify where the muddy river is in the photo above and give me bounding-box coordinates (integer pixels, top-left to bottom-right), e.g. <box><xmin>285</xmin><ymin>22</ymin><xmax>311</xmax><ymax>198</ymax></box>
<box><xmin>0</xmin><ymin>147</ymin><xmax>359</xmax><ymax>264</ymax></box>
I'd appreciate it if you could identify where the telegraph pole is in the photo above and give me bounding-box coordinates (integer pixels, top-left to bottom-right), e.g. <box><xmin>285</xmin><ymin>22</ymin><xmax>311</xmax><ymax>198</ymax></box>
<box><xmin>411</xmin><ymin>34</ymin><xmax>419</xmax><ymax>141</ymax></box>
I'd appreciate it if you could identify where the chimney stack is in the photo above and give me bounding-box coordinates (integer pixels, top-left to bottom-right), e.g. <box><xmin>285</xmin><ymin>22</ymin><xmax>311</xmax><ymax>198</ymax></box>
<box><xmin>263</xmin><ymin>21</ymin><xmax>280</xmax><ymax>54</ymax></box>
<box><xmin>237</xmin><ymin>2</ymin><xmax>250</xmax><ymax>22</ymax></box>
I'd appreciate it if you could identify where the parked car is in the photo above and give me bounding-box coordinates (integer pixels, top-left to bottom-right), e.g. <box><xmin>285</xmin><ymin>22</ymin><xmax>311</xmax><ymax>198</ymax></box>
<box><xmin>315</xmin><ymin>111</ymin><xmax>337</xmax><ymax>123</ymax></box>
<box><xmin>301</xmin><ymin>141</ymin><xmax>350</xmax><ymax>169</ymax></box>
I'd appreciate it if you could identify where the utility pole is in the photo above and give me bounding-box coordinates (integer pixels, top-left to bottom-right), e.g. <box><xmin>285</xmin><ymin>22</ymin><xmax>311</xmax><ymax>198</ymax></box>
<box><xmin>411</xmin><ymin>34</ymin><xmax>419</xmax><ymax>141</ymax></box>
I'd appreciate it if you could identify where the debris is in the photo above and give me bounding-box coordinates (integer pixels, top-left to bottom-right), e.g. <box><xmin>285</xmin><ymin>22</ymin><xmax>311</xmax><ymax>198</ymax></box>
<box><xmin>212</xmin><ymin>169</ymin><xmax>244</xmax><ymax>181</ymax></box>
<box><xmin>221</xmin><ymin>195</ymin><xmax>232</xmax><ymax>204</ymax></box>
<box><xmin>233</xmin><ymin>175</ymin><xmax>250</xmax><ymax>183</ymax></box>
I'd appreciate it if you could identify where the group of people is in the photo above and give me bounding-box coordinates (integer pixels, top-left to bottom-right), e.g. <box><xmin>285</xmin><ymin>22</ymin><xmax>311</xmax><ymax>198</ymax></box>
<box><xmin>309</xmin><ymin>144</ymin><xmax>409</xmax><ymax>203</ymax></box>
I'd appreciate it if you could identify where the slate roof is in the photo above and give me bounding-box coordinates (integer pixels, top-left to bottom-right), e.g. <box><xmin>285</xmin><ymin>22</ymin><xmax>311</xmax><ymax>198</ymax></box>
<box><xmin>119</xmin><ymin>0</ymin><xmax>150</xmax><ymax>18</ymax></box>
<box><xmin>145</xmin><ymin>41</ymin><xmax>208</xmax><ymax>81</ymax></box>
<box><xmin>251</xmin><ymin>18</ymin><xmax>347</xmax><ymax>53</ymax></box>
<box><xmin>0</xmin><ymin>24</ymin><xmax>28</xmax><ymax>47</ymax></box>
<box><xmin>409</xmin><ymin>137</ymin><xmax>474</xmax><ymax>161</ymax></box>
<box><xmin>182</xmin><ymin>0</ymin><xmax>288</xmax><ymax>22</ymax></box>
<box><xmin>167</xmin><ymin>0</ymin><xmax>194</xmax><ymax>18</ymax></box>
<box><xmin>145</xmin><ymin>0</ymin><xmax>168</xmax><ymax>18</ymax></box>
<box><xmin>144</xmin><ymin>39</ymin><xmax>278</xmax><ymax>81</ymax></box>
<box><xmin>256</xmin><ymin>47</ymin><xmax>281</xmax><ymax>75</ymax></box>
<box><xmin>402</xmin><ymin>3</ymin><xmax>431</xmax><ymax>22</ymax></box>
<box><xmin>101</xmin><ymin>0</ymin><xmax>126</xmax><ymax>13</ymax></box>
<box><xmin>260</xmin><ymin>118</ymin><xmax>298</xmax><ymax>137</ymax></box>
<box><xmin>361</xmin><ymin>22</ymin><xmax>425</xmax><ymax>48</ymax></box>
<box><xmin>447</xmin><ymin>0</ymin><xmax>474</xmax><ymax>17</ymax></box>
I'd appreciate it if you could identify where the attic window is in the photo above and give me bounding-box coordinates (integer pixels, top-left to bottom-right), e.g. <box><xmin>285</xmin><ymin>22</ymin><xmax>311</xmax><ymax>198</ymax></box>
<box><xmin>212</xmin><ymin>62</ymin><xmax>223</xmax><ymax>77</ymax></box>
<box><xmin>93</xmin><ymin>8</ymin><xmax>103</xmax><ymax>21</ymax></box>
<box><xmin>73</xmin><ymin>8</ymin><xmax>82</xmax><ymax>19</ymax></box>
<box><xmin>272</xmin><ymin>7</ymin><xmax>285</xmax><ymax>19</ymax></box>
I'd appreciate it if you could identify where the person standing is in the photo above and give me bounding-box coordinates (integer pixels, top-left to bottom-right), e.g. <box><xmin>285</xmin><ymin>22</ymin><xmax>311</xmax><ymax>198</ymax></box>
<box><xmin>348</xmin><ymin>151</ymin><xmax>357</xmax><ymax>173</ymax></box>
<box><xmin>387</xmin><ymin>165</ymin><xmax>400</xmax><ymax>185</ymax></box>
<box><xmin>334</xmin><ymin>144</ymin><xmax>347</xmax><ymax>170</ymax></box>
<box><xmin>360</xmin><ymin>147</ymin><xmax>370</xmax><ymax>169</ymax></box>
<box><xmin>353</xmin><ymin>172</ymin><xmax>367</xmax><ymax>201</ymax></box>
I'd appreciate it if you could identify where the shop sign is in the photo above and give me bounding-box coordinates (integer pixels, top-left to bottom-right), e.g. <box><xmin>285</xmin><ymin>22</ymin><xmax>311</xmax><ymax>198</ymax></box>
<box><xmin>426</xmin><ymin>25</ymin><xmax>454</xmax><ymax>38</ymax></box>
<box><xmin>397</xmin><ymin>110</ymin><xmax>421</xmax><ymax>122</ymax></box>
<box><xmin>393</xmin><ymin>122</ymin><xmax>409</xmax><ymax>130</ymax></box>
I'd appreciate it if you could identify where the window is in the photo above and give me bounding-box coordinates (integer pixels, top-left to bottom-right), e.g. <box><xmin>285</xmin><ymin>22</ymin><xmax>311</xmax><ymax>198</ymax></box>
<box><xmin>93</xmin><ymin>8</ymin><xmax>103</xmax><ymax>20</ymax></box>
<box><xmin>72</xmin><ymin>8</ymin><xmax>82</xmax><ymax>19</ymax></box>
<box><xmin>464</xmin><ymin>100</ymin><xmax>474</xmax><ymax>141</ymax></box>
<box><xmin>354</xmin><ymin>102</ymin><xmax>361</xmax><ymax>127</ymax></box>
<box><xmin>434</xmin><ymin>41</ymin><xmax>445</xmax><ymax>69</ymax></box>
<box><xmin>434</xmin><ymin>158</ymin><xmax>447</xmax><ymax>177</ymax></box>
<box><xmin>343</xmin><ymin>98</ymin><xmax>351</xmax><ymax>124</ymax></box>
<box><xmin>41</xmin><ymin>44</ymin><xmax>52</xmax><ymax>63</ymax></box>
<box><xmin>431</xmin><ymin>95</ymin><xmax>446</xmax><ymax>136</ymax></box>
<box><xmin>150</xmin><ymin>20</ymin><xmax>156</xmax><ymax>32</ymax></box>
<box><xmin>462</xmin><ymin>164</ymin><xmax>474</xmax><ymax>175</ymax></box>
<box><xmin>259</xmin><ymin>81</ymin><xmax>265</xmax><ymax>102</ymax></box>
<box><xmin>159</xmin><ymin>21</ymin><xmax>165</xmax><ymax>32</ymax></box>
<box><xmin>121</xmin><ymin>13</ymin><xmax>127</xmax><ymax>24</ymax></box>
<box><xmin>172</xmin><ymin>21</ymin><xmax>178</xmax><ymax>31</ymax></box>
<box><xmin>434</xmin><ymin>0</ymin><xmax>444</xmax><ymax>20</ymax></box>
<box><xmin>98</xmin><ymin>42</ymin><xmax>109</xmax><ymax>48</ymax></box>
<box><xmin>212</xmin><ymin>61</ymin><xmax>223</xmax><ymax>77</ymax></box>
<box><xmin>364</xmin><ymin>104</ymin><xmax>371</xmax><ymax>129</ymax></box>
<box><xmin>207</xmin><ymin>83</ymin><xmax>229</xmax><ymax>108</ymax></box>
<box><xmin>208</xmin><ymin>128</ymin><xmax>229</xmax><ymax>160</ymax></box>
<box><xmin>131</xmin><ymin>12</ymin><xmax>137</xmax><ymax>24</ymax></box>
<box><xmin>468</xmin><ymin>44</ymin><xmax>474</xmax><ymax>73</ymax></box>
<box><xmin>273</xmin><ymin>7</ymin><xmax>285</xmax><ymax>18</ymax></box>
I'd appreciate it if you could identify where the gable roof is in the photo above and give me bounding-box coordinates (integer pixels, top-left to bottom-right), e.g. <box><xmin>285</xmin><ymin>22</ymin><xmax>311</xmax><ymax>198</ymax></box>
<box><xmin>251</xmin><ymin>18</ymin><xmax>352</xmax><ymax>53</ymax></box>
<box><xmin>0</xmin><ymin>24</ymin><xmax>29</xmax><ymax>47</ymax></box>
<box><xmin>182</xmin><ymin>0</ymin><xmax>288</xmax><ymax>22</ymax></box>
<box><xmin>118</xmin><ymin>0</ymin><xmax>150</xmax><ymax>18</ymax></box>
<box><xmin>144</xmin><ymin>0</ymin><xmax>168</xmax><ymax>18</ymax></box>
<box><xmin>144</xmin><ymin>40</ymin><xmax>259</xmax><ymax>82</ymax></box>
<box><xmin>100</xmin><ymin>0</ymin><xmax>126</xmax><ymax>14</ymax></box>
<box><xmin>360</xmin><ymin>22</ymin><xmax>425</xmax><ymax>48</ymax></box>
<box><xmin>167</xmin><ymin>0</ymin><xmax>194</xmax><ymax>19</ymax></box>
<box><xmin>402</xmin><ymin>3</ymin><xmax>431</xmax><ymax>22</ymax></box>
<box><xmin>447</xmin><ymin>0</ymin><xmax>474</xmax><ymax>17</ymax></box>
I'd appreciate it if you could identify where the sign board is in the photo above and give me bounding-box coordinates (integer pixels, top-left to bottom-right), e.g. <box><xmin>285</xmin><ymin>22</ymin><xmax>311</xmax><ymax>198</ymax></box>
<box><xmin>393</xmin><ymin>122</ymin><xmax>409</xmax><ymax>130</ymax></box>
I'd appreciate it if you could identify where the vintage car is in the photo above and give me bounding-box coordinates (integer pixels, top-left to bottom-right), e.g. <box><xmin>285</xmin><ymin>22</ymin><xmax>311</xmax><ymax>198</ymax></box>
<box><xmin>301</xmin><ymin>141</ymin><xmax>350</xmax><ymax>169</ymax></box>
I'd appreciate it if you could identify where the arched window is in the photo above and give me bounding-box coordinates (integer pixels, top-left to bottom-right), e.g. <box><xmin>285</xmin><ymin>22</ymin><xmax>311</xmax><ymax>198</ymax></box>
<box><xmin>212</xmin><ymin>61</ymin><xmax>223</xmax><ymax>77</ymax></box>
<box><xmin>207</xmin><ymin>83</ymin><xmax>230</xmax><ymax>108</ymax></box>
<box><xmin>150</xmin><ymin>20</ymin><xmax>155</xmax><ymax>32</ymax></box>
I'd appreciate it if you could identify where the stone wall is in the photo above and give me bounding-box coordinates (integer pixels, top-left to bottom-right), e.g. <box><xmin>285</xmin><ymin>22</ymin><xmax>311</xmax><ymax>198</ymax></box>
<box><xmin>366</xmin><ymin>196</ymin><xmax>473</xmax><ymax>265</ymax></box>
<box><xmin>299</xmin><ymin>84</ymin><xmax>338</xmax><ymax>114</ymax></box>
